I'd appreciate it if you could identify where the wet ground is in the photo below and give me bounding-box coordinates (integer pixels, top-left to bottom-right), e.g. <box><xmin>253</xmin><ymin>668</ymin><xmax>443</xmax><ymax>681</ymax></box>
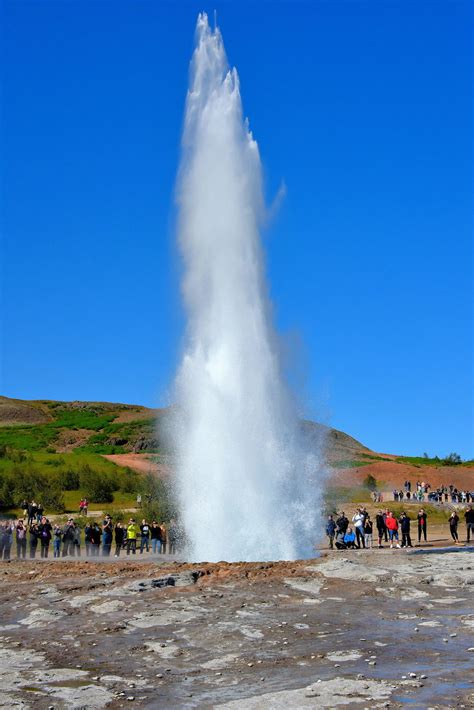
<box><xmin>0</xmin><ymin>548</ymin><xmax>473</xmax><ymax>709</ymax></box>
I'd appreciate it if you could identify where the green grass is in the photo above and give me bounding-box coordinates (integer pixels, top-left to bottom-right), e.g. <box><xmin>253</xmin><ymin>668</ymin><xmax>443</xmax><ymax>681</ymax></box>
<box><xmin>74</xmin><ymin>418</ymin><xmax>161</xmax><ymax>454</ymax></box>
<box><xmin>0</xmin><ymin>404</ymin><xmax>162</xmax><ymax>455</ymax></box>
<box><xmin>395</xmin><ymin>455</ymin><xmax>474</xmax><ymax>467</ymax></box>
<box><xmin>331</xmin><ymin>460</ymin><xmax>373</xmax><ymax>469</ymax></box>
<box><xmin>359</xmin><ymin>453</ymin><xmax>394</xmax><ymax>462</ymax></box>
<box><xmin>324</xmin><ymin>486</ymin><xmax>372</xmax><ymax>510</ymax></box>
<box><xmin>0</xmin><ymin>451</ymin><xmax>131</xmax><ymax>477</ymax></box>
<box><xmin>0</xmin><ymin>408</ymin><xmax>118</xmax><ymax>452</ymax></box>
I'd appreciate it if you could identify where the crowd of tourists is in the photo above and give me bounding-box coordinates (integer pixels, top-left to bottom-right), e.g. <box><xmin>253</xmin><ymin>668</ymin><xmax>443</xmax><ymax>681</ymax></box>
<box><xmin>326</xmin><ymin>505</ymin><xmax>474</xmax><ymax>550</ymax></box>
<box><xmin>0</xmin><ymin>513</ymin><xmax>183</xmax><ymax>561</ymax></box>
<box><xmin>392</xmin><ymin>480</ymin><xmax>473</xmax><ymax>503</ymax></box>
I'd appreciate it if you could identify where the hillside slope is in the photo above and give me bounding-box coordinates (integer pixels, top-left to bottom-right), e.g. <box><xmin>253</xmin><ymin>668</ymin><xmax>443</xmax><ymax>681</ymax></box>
<box><xmin>0</xmin><ymin>396</ymin><xmax>370</xmax><ymax>461</ymax></box>
<box><xmin>0</xmin><ymin>396</ymin><xmax>472</xmax><ymax>493</ymax></box>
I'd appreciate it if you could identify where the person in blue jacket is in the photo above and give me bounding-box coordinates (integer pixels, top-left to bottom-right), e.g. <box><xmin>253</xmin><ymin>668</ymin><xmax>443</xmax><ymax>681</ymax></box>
<box><xmin>326</xmin><ymin>515</ymin><xmax>337</xmax><ymax>549</ymax></box>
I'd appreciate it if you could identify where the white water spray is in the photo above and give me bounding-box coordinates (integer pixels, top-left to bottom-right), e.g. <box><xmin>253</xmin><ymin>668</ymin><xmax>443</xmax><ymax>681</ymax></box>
<box><xmin>172</xmin><ymin>13</ymin><xmax>323</xmax><ymax>562</ymax></box>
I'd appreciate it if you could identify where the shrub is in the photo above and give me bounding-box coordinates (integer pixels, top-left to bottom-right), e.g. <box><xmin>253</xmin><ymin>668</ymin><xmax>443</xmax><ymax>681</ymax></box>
<box><xmin>80</xmin><ymin>464</ymin><xmax>116</xmax><ymax>503</ymax></box>
<box><xmin>140</xmin><ymin>473</ymin><xmax>176</xmax><ymax>523</ymax></box>
<box><xmin>119</xmin><ymin>467</ymin><xmax>140</xmax><ymax>493</ymax></box>
<box><xmin>363</xmin><ymin>473</ymin><xmax>377</xmax><ymax>491</ymax></box>
<box><xmin>62</xmin><ymin>468</ymin><xmax>81</xmax><ymax>490</ymax></box>
<box><xmin>442</xmin><ymin>452</ymin><xmax>462</xmax><ymax>466</ymax></box>
<box><xmin>0</xmin><ymin>466</ymin><xmax>65</xmax><ymax>512</ymax></box>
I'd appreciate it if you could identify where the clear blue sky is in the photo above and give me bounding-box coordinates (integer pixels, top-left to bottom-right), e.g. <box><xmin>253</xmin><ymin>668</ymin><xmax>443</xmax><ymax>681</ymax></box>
<box><xmin>1</xmin><ymin>1</ymin><xmax>472</xmax><ymax>458</ymax></box>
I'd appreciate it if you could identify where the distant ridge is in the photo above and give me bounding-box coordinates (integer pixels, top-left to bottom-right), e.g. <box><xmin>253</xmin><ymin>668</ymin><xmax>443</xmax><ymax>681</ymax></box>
<box><xmin>0</xmin><ymin>395</ymin><xmax>370</xmax><ymax>461</ymax></box>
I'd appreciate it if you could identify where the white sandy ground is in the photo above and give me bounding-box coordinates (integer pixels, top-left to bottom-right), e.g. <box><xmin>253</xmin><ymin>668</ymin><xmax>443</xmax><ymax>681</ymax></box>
<box><xmin>0</xmin><ymin>647</ymin><xmax>114</xmax><ymax>709</ymax></box>
<box><xmin>216</xmin><ymin>677</ymin><xmax>396</xmax><ymax>708</ymax></box>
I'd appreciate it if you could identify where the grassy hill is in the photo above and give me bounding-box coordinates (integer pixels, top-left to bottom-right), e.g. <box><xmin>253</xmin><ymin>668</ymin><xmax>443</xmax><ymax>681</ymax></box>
<box><xmin>0</xmin><ymin>396</ymin><xmax>166</xmax><ymax>454</ymax></box>
<box><xmin>0</xmin><ymin>396</ymin><xmax>472</xmax><ymax>516</ymax></box>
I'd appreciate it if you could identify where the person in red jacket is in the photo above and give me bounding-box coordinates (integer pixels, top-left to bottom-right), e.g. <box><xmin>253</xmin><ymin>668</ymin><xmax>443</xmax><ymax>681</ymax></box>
<box><xmin>385</xmin><ymin>511</ymin><xmax>400</xmax><ymax>549</ymax></box>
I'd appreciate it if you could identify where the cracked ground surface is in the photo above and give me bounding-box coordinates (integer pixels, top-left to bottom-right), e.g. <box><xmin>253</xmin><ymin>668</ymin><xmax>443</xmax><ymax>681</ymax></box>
<box><xmin>0</xmin><ymin>549</ymin><xmax>473</xmax><ymax>709</ymax></box>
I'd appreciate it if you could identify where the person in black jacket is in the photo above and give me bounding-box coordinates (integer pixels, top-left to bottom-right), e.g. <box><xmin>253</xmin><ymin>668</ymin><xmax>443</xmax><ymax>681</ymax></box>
<box><xmin>114</xmin><ymin>523</ymin><xmax>125</xmax><ymax>557</ymax></box>
<box><xmin>417</xmin><ymin>509</ymin><xmax>428</xmax><ymax>543</ymax></box>
<box><xmin>38</xmin><ymin>516</ymin><xmax>52</xmax><ymax>558</ymax></box>
<box><xmin>465</xmin><ymin>505</ymin><xmax>474</xmax><ymax>543</ymax></box>
<box><xmin>375</xmin><ymin>511</ymin><xmax>386</xmax><ymax>548</ymax></box>
<box><xmin>27</xmin><ymin>501</ymin><xmax>37</xmax><ymax>526</ymax></box>
<box><xmin>90</xmin><ymin>523</ymin><xmax>101</xmax><ymax>556</ymax></box>
<box><xmin>84</xmin><ymin>523</ymin><xmax>93</xmax><ymax>556</ymax></box>
<box><xmin>150</xmin><ymin>521</ymin><xmax>162</xmax><ymax>554</ymax></box>
<box><xmin>449</xmin><ymin>511</ymin><xmax>460</xmax><ymax>543</ymax></box>
<box><xmin>336</xmin><ymin>512</ymin><xmax>349</xmax><ymax>535</ymax></box>
<box><xmin>62</xmin><ymin>519</ymin><xmax>76</xmax><ymax>557</ymax></box>
<box><xmin>0</xmin><ymin>522</ymin><xmax>14</xmax><ymax>560</ymax></box>
<box><xmin>29</xmin><ymin>523</ymin><xmax>40</xmax><ymax>558</ymax></box>
<box><xmin>399</xmin><ymin>512</ymin><xmax>412</xmax><ymax>548</ymax></box>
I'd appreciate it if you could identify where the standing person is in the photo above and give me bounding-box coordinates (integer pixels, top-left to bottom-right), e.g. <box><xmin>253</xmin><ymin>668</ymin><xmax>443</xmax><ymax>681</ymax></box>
<box><xmin>90</xmin><ymin>523</ymin><xmax>101</xmax><ymax>555</ymax></box>
<box><xmin>417</xmin><ymin>508</ymin><xmax>428</xmax><ymax>543</ymax></box>
<box><xmin>399</xmin><ymin>512</ymin><xmax>412</xmax><ymax>548</ymax></box>
<box><xmin>36</xmin><ymin>503</ymin><xmax>44</xmax><ymax>524</ymax></box>
<box><xmin>136</xmin><ymin>493</ymin><xmax>142</xmax><ymax>509</ymax></box>
<box><xmin>84</xmin><ymin>522</ymin><xmax>93</xmax><ymax>556</ymax></box>
<box><xmin>363</xmin><ymin>516</ymin><xmax>373</xmax><ymax>549</ymax></box>
<box><xmin>38</xmin><ymin>516</ymin><xmax>52</xmax><ymax>558</ymax></box>
<box><xmin>114</xmin><ymin>523</ymin><xmax>125</xmax><ymax>557</ymax></box>
<box><xmin>326</xmin><ymin>515</ymin><xmax>337</xmax><ymax>549</ymax></box>
<box><xmin>375</xmin><ymin>510</ymin><xmax>386</xmax><ymax>548</ymax></box>
<box><xmin>140</xmin><ymin>519</ymin><xmax>150</xmax><ymax>554</ymax></box>
<box><xmin>102</xmin><ymin>515</ymin><xmax>113</xmax><ymax>556</ymax></box>
<box><xmin>336</xmin><ymin>512</ymin><xmax>349</xmax><ymax>536</ymax></box>
<box><xmin>352</xmin><ymin>509</ymin><xmax>365</xmax><ymax>549</ymax></box>
<box><xmin>168</xmin><ymin>519</ymin><xmax>179</xmax><ymax>555</ymax></box>
<box><xmin>0</xmin><ymin>521</ymin><xmax>14</xmax><ymax>560</ymax></box>
<box><xmin>385</xmin><ymin>512</ymin><xmax>400</xmax><ymax>548</ymax></box>
<box><xmin>449</xmin><ymin>511</ymin><xmax>460</xmax><ymax>544</ymax></box>
<box><xmin>15</xmin><ymin>519</ymin><xmax>27</xmax><ymax>559</ymax></box>
<box><xmin>464</xmin><ymin>505</ymin><xmax>474</xmax><ymax>543</ymax></box>
<box><xmin>27</xmin><ymin>501</ymin><xmax>37</xmax><ymax>526</ymax></box>
<box><xmin>82</xmin><ymin>498</ymin><xmax>88</xmax><ymax>516</ymax></box>
<box><xmin>160</xmin><ymin>521</ymin><xmax>168</xmax><ymax>554</ymax></box>
<box><xmin>71</xmin><ymin>522</ymin><xmax>81</xmax><ymax>556</ymax></box>
<box><xmin>53</xmin><ymin>524</ymin><xmax>62</xmax><ymax>558</ymax></box>
<box><xmin>382</xmin><ymin>510</ymin><xmax>390</xmax><ymax>542</ymax></box>
<box><xmin>150</xmin><ymin>521</ymin><xmax>162</xmax><ymax>554</ymax></box>
<box><xmin>29</xmin><ymin>523</ymin><xmax>40</xmax><ymax>558</ymax></box>
<box><xmin>62</xmin><ymin>519</ymin><xmax>76</xmax><ymax>557</ymax></box>
<box><xmin>126</xmin><ymin>518</ymin><xmax>140</xmax><ymax>555</ymax></box>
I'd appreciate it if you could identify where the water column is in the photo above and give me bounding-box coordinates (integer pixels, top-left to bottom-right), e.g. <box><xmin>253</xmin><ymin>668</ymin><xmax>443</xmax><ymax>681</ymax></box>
<box><xmin>172</xmin><ymin>13</ymin><xmax>322</xmax><ymax>562</ymax></box>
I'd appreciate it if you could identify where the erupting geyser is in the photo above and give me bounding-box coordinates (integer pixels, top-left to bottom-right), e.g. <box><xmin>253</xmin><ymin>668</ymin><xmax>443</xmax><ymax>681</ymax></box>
<box><xmin>172</xmin><ymin>13</ymin><xmax>323</xmax><ymax>562</ymax></box>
